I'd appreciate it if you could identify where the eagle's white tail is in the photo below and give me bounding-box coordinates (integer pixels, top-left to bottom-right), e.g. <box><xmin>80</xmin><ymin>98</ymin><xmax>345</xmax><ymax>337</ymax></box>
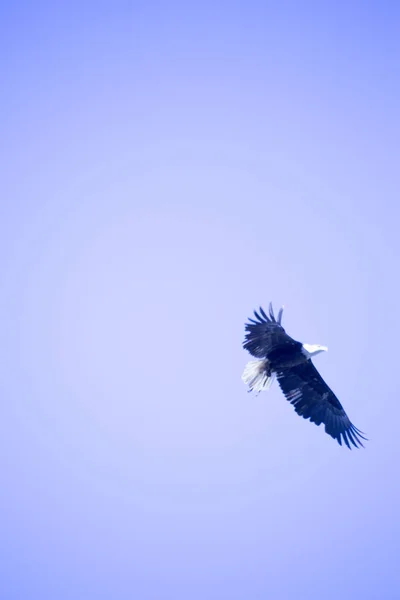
<box><xmin>241</xmin><ymin>359</ymin><xmax>275</xmax><ymax>393</ymax></box>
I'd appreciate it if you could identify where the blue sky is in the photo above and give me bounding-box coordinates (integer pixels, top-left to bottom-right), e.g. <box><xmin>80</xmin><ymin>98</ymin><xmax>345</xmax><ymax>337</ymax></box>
<box><xmin>1</xmin><ymin>2</ymin><xmax>400</xmax><ymax>599</ymax></box>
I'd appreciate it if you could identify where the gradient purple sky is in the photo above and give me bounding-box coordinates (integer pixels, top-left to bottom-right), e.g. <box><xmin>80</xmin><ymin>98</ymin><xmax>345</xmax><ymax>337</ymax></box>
<box><xmin>2</xmin><ymin>2</ymin><xmax>400</xmax><ymax>599</ymax></box>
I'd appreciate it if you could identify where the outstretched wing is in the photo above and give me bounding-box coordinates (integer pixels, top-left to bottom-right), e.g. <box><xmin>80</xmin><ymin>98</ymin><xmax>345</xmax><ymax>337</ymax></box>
<box><xmin>243</xmin><ymin>303</ymin><xmax>299</xmax><ymax>358</ymax></box>
<box><xmin>276</xmin><ymin>361</ymin><xmax>367</xmax><ymax>449</ymax></box>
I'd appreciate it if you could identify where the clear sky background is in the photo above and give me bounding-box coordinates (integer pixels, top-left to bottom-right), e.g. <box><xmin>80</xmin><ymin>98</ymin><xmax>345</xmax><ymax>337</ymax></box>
<box><xmin>2</xmin><ymin>2</ymin><xmax>400</xmax><ymax>599</ymax></box>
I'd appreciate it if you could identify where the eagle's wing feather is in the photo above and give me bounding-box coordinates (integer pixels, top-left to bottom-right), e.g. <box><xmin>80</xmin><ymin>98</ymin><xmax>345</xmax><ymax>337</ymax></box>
<box><xmin>243</xmin><ymin>303</ymin><xmax>298</xmax><ymax>358</ymax></box>
<box><xmin>276</xmin><ymin>361</ymin><xmax>367</xmax><ymax>449</ymax></box>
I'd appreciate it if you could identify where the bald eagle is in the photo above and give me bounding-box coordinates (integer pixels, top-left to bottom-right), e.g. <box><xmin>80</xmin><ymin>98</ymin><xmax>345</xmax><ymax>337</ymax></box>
<box><xmin>242</xmin><ymin>303</ymin><xmax>366</xmax><ymax>449</ymax></box>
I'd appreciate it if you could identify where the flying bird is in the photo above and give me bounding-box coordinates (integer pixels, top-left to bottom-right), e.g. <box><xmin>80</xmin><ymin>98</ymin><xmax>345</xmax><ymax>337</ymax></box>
<box><xmin>242</xmin><ymin>303</ymin><xmax>366</xmax><ymax>449</ymax></box>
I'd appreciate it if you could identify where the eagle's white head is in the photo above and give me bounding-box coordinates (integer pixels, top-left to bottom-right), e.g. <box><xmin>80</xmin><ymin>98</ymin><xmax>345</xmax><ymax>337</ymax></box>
<box><xmin>302</xmin><ymin>344</ymin><xmax>328</xmax><ymax>359</ymax></box>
